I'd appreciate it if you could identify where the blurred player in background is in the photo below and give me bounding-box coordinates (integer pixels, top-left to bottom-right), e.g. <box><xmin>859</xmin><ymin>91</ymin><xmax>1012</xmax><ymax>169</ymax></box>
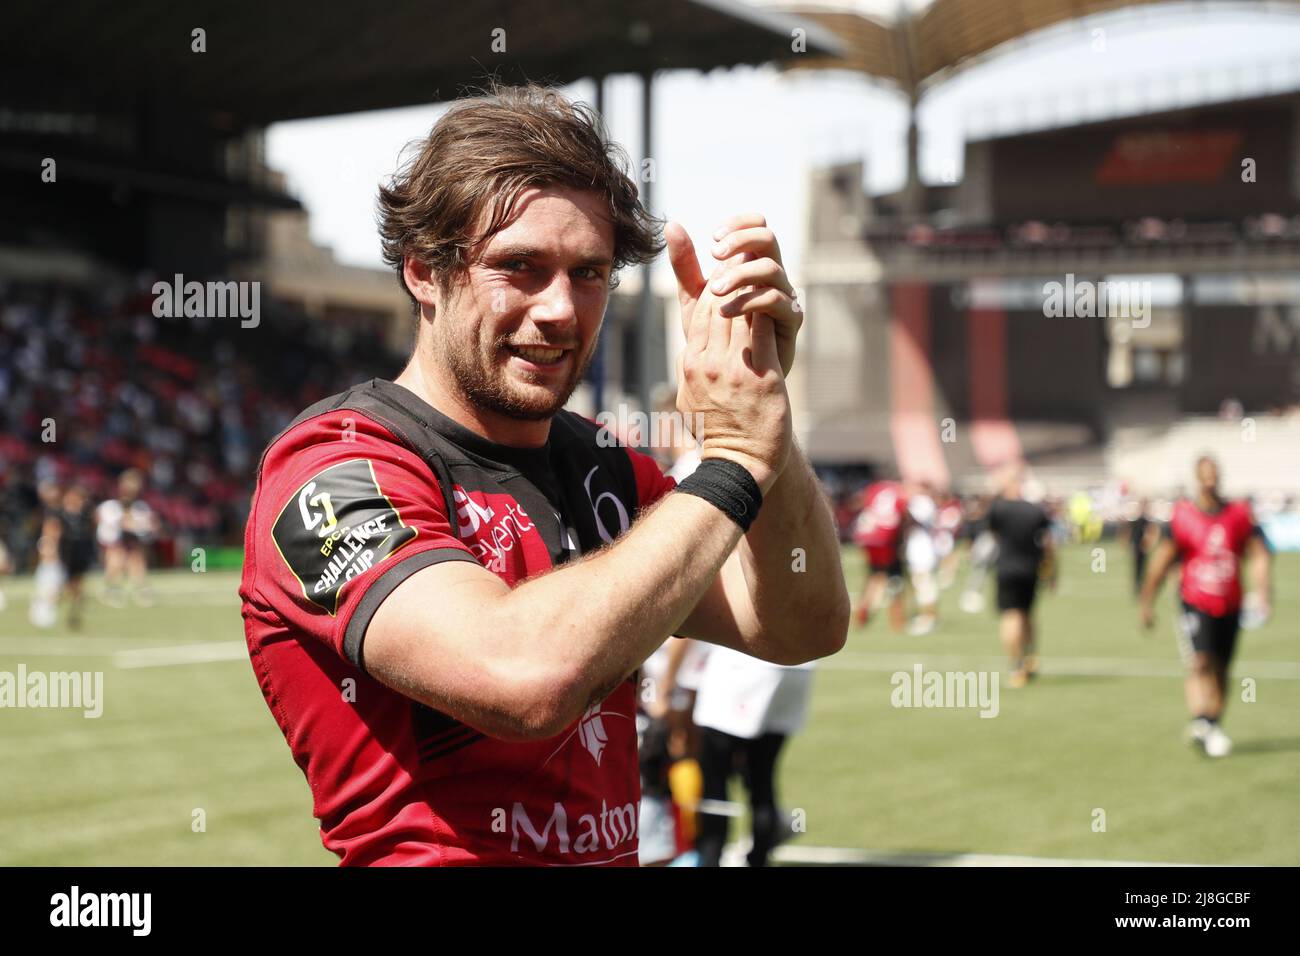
<box><xmin>636</xmin><ymin>693</ymin><xmax>680</xmax><ymax>867</ymax></box>
<box><xmin>1139</xmin><ymin>455</ymin><xmax>1272</xmax><ymax>758</ymax></box>
<box><xmin>934</xmin><ymin>491</ymin><xmax>963</xmax><ymax>591</ymax></box>
<box><xmin>904</xmin><ymin>484</ymin><xmax>940</xmax><ymax>635</ymax></box>
<box><xmin>692</xmin><ymin>645</ymin><xmax>814</xmax><ymax>867</ymax></box>
<box><xmin>28</xmin><ymin>480</ymin><xmax>65</xmax><ymax>628</ymax></box>
<box><xmin>637</xmin><ymin>634</ymin><xmax>709</xmax><ymax>866</ymax></box>
<box><xmin>1068</xmin><ymin>489</ymin><xmax>1101</xmax><ymax>543</ymax></box>
<box><xmin>958</xmin><ymin>494</ymin><xmax>998</xmax><ymax>614</ymax></box>
<box><xmin>0</xmin><ymin>473</ymin><xmax>22</xmax><ymax>612</ymax></box>
<box><xmin>987</xmin><ymin>465</ymin><xmax>1055</xmax><ymax>688</ymax></box>
<box><xmin>1126</xmin><ymin>497</ymin><xmax>1159</xmax><ymax>597</ymax></box>
<box><xmin>54</xmin><ymin>486</ymin><xmax>97</xmax><ymax>629</ymax></box>
<box><xmin>0</xmin><ymin>537</ymin><xmax>9</xmax><ymax>611</ymax></box>
<box><xmin>96</xmin><ymin>469</ymin><xmax>157</xmax><ymax>607</ymax></box>
<box><xmin>852</xmin><ymin>477</ymin><xmax>907</xmax><ymax>631</ymax></box>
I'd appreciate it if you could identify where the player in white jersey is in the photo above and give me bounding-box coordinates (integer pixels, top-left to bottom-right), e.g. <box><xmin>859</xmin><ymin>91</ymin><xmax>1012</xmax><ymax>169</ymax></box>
<box><xmin>905</xmin><ymin>487</ymin><xmax>940</xmax><ymax>635</ymax></box>
<box><xmin>96</xmin><ymin>469</ymin><xmax>157</xmax><ymax>607</ymax></box>
<box><xmin>692</xmin><ymin>645</ymin><xmax>814</xmax><ymax>866</ymax></box>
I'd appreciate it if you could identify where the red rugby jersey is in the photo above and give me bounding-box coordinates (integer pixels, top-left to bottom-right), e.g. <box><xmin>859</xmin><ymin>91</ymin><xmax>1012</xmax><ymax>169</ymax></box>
<box><xmin>1168</xmin><ymin>498</ymin><xmax>1255</xmax><ymax>617</ymax></box>
<box><xmin>239</xmin><ymin>379</ymin><xmax>675</xmax><ymax>866</ymax></box>
<box><xmin>853</xmin><ymin>480</ymin><xmax>907</xmax><ymax>552</ymax></box>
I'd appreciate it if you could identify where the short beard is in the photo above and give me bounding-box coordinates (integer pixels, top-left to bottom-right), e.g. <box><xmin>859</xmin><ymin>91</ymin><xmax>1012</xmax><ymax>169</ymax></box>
<box><xmin>439</xmin><ymin>328</ymin><xmax>594</xmax><ymax>423</ymax></box>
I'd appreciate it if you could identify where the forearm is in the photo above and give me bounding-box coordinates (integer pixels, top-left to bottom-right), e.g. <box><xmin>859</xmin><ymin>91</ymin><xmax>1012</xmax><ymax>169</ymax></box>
<box><xmin>734</xmin><ymin>443</ymin><xmax>849</xmax><ymax>656</ymax></box>
<box><xmin>661</xmin><ymin>637</ymin><xmax>693</xmax><ymax>696</ymax></box>
<box><xmin>1248</xmin><ymin>540</ymin><xmax>1272</xmax><ymax>604</ymax></box>
<box><xmin>497</xmin><ymin>490</ymin><xmax>742</xmax><ymax>715</ymax></box>
<box><xmin>1139</xmin><ymin>546</ymin><xmax>1176</xmax><ymax>607</ymax></box>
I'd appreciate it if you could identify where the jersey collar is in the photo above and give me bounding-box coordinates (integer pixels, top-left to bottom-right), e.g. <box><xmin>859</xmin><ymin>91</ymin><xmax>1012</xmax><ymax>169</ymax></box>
<box><xmin>366</xmin><ymin>378</ymin><xmax>554</xmax><ymax>473</ymax></box>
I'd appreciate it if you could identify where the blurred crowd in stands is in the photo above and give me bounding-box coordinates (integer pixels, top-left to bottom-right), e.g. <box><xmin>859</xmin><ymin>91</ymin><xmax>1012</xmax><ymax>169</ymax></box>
<box><xmin>0</xmin><ymin>277</ymin><xmax>403</xmax><ymax>571</ymax></box>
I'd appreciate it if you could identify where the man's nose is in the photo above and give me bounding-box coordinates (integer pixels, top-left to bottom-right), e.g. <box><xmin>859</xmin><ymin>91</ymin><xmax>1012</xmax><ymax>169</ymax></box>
<box><xmin>528</xmin><ymin>272</ymin><xmax>579</xmax><ymax>328</ymax></box>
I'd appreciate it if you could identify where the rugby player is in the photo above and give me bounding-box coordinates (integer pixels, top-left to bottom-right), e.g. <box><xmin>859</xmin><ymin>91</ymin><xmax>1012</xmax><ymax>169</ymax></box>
<box><xmin>987</xmin><ymin>465</ymin><xmax>1055</xmax><ymax>688</ymax></box>
<box><xmin>40</xmin><ymin>485</ymin><xmax>98</xmax><ymax>629</ymax></box>
<box><xmin>851</xmin><ymin>477</ymin><xmax>908</xmax><ymax>631</ymax></box>
<box><xmin>693</xmin><ymin>642</ymin><xmax>815</xmax><ymax>867</ymax></box>
<box><xmin>96</xmin><ymin>469</ymin><xmax>156</xmax><ymax>607</ymax></box>
<box><xmin>903</xmin><ymin>484</ymin><xmax>939</xmax><ymax>635</ymax></box>
<box><xmin>1139</xmin><ymin>456</ymin><xmax>1272</xmax><ymax>757</ymax></box>
<box><xmin>1127</xmin><ymin>496</ymin><xmax>1157</xmax><ymax>597</ymax></box>
<box><xmin>238</xmin><ymin>84</ymin><xmax>849</xmax><ymax>866</ymax></box>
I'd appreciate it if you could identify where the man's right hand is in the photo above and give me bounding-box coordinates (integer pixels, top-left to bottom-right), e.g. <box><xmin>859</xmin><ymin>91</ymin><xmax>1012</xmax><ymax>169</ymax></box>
<box><xmin>665</xmin><ymin>221</ymin><xmax>791</xmax><ymax>493</ymax></box>
<box><xmin>1138</xmin><ymin>600</ymin><xmax>1155</xmax><ymax>632</ymax></box>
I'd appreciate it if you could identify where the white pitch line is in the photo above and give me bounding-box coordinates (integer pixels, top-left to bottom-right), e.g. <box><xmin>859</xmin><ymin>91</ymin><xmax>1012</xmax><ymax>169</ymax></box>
<box><xmin>1</xmin><ymin>577</ymin><xmax>242</xmax><ymax>597</ymax></box>
<box><xmin>112</xmin><ymin>642</ymin><xmax>249</xmax><ymax>669</ymax></box>
<box><xmin>722</xmin><ymin>842</ymin><xmax>1202</xmax><ymax>867</ymax></box>
<box><xmin>144</xmin><ymin>593</ymin><xmax>241</xmax><ymax>606</ymax></box>
<box><xmin>0</xmin><ymin>636</ymin><xmax>231</xmax><ymax>656</ymax></box>
<box><xmin>0</xmin><ymin>637</ymin><xmax>137</xmax><ymax>656</ymax></box>
<box><xmin>823</xmin><ymin>652</ymin><xmax>1300</xmax><ymax>680</ymax></box>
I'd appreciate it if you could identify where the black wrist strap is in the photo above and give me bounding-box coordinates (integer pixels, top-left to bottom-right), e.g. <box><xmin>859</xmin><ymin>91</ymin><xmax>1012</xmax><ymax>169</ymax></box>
<box><xmin>675</xmin><ymin>459</ymin><xmax>764</xmax><ymax>532</ymax></box>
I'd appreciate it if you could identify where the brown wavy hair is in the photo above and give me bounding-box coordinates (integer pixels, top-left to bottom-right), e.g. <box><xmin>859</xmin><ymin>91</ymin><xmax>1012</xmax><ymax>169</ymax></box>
<box><xmin>378</xmin><ymin>81</ymin><xmax>663</xmax><ymax>312</ymax></box>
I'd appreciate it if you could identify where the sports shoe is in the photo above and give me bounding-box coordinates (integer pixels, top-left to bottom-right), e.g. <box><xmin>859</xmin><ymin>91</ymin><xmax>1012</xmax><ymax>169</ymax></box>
<box><xmin>853</xmin><ymin>605</ymin><xmax>869</xmax><ymax>627</ymax></box>
<box><xmin>1185</xmin><ymin>718</ymin><xmax>1211</xmax><ymax>753</ymax></box>
<box><xmin>773</xmin><ymin>807</ymin><xmax>803</xmax><ymax>851</ymax></box>
<box><xmin>1203</xmin><ymin>725</ymin><xmax>1232</xmax><ymax>758</ymax></box>
<box><xmin>907</xmin><ymin>615</ymin><xmax>936</xmax><ymax>636</ymax></box>
<box><xmin>1024</xmin><ymin>654</ymin><xmax>1040</xmax><ymax>677</ymax></box>
<box><xmin>959</xmin><ymin>591</ymin><xmax>984</xmax><ymax>614</ymax></box>
<box><xmin>1008</xmin><ymin>669</ymin><xmax>1029</xmax><ymax>689</ymax></box>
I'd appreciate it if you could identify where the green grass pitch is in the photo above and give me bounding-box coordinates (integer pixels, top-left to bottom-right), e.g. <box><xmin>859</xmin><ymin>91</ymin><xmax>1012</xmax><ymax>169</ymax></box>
<box><xmin>0</xmin><ymin>544</ymin><xmax>1296</xmax><ymax>865</ymax></box>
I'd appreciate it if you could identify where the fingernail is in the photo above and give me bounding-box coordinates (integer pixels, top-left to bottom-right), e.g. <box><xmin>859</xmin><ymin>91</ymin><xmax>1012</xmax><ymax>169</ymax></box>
<box><xmin>711</xmin><ymin>277</ymin><xmax>726</xmax><ymax>293</ymax></box>
<box><xmin>713</xmin><ymin>243</ymin><xmax>730</xmax><ymax>258</ymax></box>
<box><xmin>712</xmin><ymin>226</ymin><xmax>725</xmax><ymax>241</ymax></box>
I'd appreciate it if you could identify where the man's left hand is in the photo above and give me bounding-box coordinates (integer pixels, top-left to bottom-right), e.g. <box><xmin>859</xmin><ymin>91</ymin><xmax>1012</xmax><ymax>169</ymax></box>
<box><xmin>705</xmin><ymin>214</ymin><xmax>802</xmax><ymax>377</ymax></box>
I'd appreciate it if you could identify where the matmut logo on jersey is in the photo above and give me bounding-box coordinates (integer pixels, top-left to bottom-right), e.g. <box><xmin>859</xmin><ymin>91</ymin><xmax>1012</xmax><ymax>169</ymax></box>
<box><xmin>271</xmin><ymin>459</ymin><xmax>417</xmax><ymax>614</ymax></box>
<box><xmin>505</xmin><ymin>701</ymin><xmax>638</xmax><ymax>861</ymax></box>
<box><xmin>509</xmin><ymin>798</ymin><xmax>639</xmax><ymax>860</ymax></box>
<box><xmin>452</xmin><ymin>485</ymin><xmax>536</xmax><ymax>574</ymax></box>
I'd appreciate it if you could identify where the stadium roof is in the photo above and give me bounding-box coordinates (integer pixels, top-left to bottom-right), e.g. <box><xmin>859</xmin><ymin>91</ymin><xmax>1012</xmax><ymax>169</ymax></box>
<box><xmin>762</xmin><ymin>0</ymin><xmax>1300</xmax><ymax>92</ymax></box>
<box><xmin>0</xmin><ymin>0</ymin><xmax>845</xmax><ymax>125</ymax></box>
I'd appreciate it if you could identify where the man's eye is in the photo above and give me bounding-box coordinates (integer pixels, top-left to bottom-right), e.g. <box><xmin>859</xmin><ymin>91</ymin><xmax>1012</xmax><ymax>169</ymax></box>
<box><xmin>574</xmin><ymin>267</ymin><xmax>604</xmax><ymax>281</ymax></box>
<box><xmin>500</xmin><ymin>259</ymin><xmax>528</xmax><ymax>272</ymax></box>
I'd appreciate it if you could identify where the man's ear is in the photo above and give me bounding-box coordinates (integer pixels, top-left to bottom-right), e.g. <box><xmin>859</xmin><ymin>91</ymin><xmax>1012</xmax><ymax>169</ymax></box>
<box><xmin>403</xmin><ymin>256</ymin><xmax>443</xmax><ymax>316</ymax></box>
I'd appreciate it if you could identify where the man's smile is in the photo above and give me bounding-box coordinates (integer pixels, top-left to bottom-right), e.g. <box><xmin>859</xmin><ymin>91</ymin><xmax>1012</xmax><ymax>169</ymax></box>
<box><xmin>503</xmin><ymin>343</ymin><xmax>573</xmax><ymax>370</ymax></box>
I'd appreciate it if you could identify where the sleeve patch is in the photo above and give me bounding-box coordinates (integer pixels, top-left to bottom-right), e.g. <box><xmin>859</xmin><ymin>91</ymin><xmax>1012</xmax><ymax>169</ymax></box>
<box><xmin>270</xmin><ymin>458</ymin><xmax>418</xmax><ymax>615</ymax></box>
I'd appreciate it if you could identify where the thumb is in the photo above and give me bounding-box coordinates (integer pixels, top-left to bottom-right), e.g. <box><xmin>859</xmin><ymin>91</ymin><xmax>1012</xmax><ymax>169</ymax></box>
<box><xmin>665</xmin><ymin>221</ymin><xmax>704</xmax><ymax>311</ymax></box>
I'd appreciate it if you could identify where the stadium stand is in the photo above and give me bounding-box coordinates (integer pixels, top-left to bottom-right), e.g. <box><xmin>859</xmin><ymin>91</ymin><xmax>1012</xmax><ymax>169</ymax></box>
<box><xmin>0</xmin><ymin>276</ymin><xmax>403</xmax><ymax>569</ymax></box>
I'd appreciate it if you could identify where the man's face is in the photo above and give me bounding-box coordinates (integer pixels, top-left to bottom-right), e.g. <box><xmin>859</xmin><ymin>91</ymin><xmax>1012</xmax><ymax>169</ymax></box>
<box><xmin>1197</xmin><ymin>457</ymin><xmax>1219</xmax><ymax>494</ymax></box>
<box><xmin>431</xmin><ymin>184</ymin><xmax>614</xmax><ymax>422</ymax></box>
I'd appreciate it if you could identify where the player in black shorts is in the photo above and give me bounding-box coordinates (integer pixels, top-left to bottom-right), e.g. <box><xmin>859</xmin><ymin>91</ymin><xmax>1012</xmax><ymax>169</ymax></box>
<box><xmin>1127</xmin><ymin>498</ymin><xmax>1158</xmax><ymax>598</ymax></box>
<box><xmin>1139</xmin><ymin>457</ymin><xmax>1271</xmax><ymax>757</ymax></box>
<box><xmin>37</xmin><ymin>485</ymin><xmax>98</xmax><ymax>629</ymax></box>
<box><xmin>61</xmin><ymin>486</ymin><xmax>99</xmax><ymax>629</ymax></box>
<box><xmin>986</xmin><ymin>465</ymin><xmax>1055</xmax><ymax>688</ymax></box>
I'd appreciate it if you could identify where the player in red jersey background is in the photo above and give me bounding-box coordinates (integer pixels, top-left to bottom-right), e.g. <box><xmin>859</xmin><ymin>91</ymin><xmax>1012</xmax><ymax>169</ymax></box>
<box><xmin>852</xmin><ymin>478</ymin><xmax>908</xmax><ymax>631</ymax></box>
<box><xmin>1139</xmin><ymin>455</ymin><xmax>1272</xmax><ymax>757</ymax></box>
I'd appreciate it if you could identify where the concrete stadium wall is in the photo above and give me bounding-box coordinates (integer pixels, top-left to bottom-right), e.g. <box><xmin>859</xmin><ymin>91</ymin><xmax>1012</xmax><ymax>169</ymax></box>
<box><xmin>1108</xmin><ymin>415</ymin><xmax>1300</xmax><ymax>496</ymax></box>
